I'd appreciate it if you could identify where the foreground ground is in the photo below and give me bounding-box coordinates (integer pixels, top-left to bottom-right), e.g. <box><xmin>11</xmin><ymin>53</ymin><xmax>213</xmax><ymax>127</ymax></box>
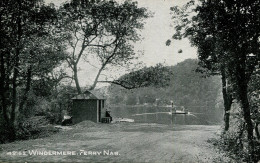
<box><xmin>0</xmin><ymin>122</ymin><xmax>228</xmax><ymax>162</ymax></box>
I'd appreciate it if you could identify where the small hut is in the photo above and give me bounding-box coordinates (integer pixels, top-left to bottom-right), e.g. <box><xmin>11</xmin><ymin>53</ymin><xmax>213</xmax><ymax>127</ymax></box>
<box><xmin>71</xmin><ymin>90</ymin><xmax>106</xmax><ymax>123</ymax></box>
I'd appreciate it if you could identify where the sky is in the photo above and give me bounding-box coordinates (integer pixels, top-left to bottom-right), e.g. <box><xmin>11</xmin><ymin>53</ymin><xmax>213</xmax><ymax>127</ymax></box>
<box><xmin>172</xmin><ymin>0</ymin><xmax>197</xmax><ymax>63</ymax></box>
<box><xmin>44</xmin><ymin>0</ymin><xmax>197</xmax><ymax>87</ymax></box>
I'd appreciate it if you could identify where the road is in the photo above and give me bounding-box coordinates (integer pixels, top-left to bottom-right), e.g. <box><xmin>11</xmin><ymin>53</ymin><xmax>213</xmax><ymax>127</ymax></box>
<box><xmin>0</xmin><ymin>122</ymin><xmax>228</xmax><ymax>162</ymax></box>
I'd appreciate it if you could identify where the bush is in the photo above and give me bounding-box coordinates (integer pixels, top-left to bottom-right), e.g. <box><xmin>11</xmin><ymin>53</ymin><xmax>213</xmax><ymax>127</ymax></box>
<box><xmin>210</xmin><ymin>117</ymin><xmax>260</xmax><ymax>162</ymax></box>
<box><xmin>16</xmin><ymin>116</ymin><xmax>59</xmax><ymax>140</ymax></box>
<box><xmin>0</xmin><ymin>121</ymin><xmax>11</xmax><ymax>143</ymax></box>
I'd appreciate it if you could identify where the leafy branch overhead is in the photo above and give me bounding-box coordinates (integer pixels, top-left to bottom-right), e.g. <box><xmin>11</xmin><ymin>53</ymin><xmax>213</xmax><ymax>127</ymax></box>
<box><xmin>98</xmin><ymin>64</ymin><xmax>172</xmax><ymax>89</ymax></box>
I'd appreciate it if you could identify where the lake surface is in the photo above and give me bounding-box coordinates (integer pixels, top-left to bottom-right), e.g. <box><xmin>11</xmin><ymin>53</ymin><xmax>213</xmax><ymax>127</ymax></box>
<box><xmin>109</xmin><ymin>105</ymin><xmax>221</xmax><ymax>125</ymax></box>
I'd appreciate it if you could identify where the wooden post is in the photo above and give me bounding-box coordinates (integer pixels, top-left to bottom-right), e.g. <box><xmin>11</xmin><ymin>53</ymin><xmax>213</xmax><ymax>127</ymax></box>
<box><xmin>97</xmin><ymin>100</ymin><xmax>99</xmax><ymax>123</ymax></box>
<box><xmin>171</xmin><ymin>100</ymin><xmax>173</xmax><ymax>124</ymax></box>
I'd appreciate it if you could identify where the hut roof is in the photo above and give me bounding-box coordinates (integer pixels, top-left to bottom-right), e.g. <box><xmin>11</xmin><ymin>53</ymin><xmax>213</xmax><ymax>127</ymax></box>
<box><xmin>71</xmin><ymin>90</ymin><xmax>106</xmax><ymax>100</ymax></box>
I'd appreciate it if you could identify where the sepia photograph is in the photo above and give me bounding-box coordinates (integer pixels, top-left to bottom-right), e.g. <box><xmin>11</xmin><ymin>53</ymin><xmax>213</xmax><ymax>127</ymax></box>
<box><xmin>0</xmin><ymin>0</ymin><xmax>259</xmax><ymax>162</ymax></box>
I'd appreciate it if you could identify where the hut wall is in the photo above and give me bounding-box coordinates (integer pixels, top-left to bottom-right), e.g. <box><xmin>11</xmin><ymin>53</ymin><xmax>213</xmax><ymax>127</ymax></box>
<box><xmin>72</xmin><ymin>99</ymin><xmax>97</xmax><ymax>123</ymax></box>
<box><xmin>100</xmin><ymin>100</ymin><xmax>106</xmax><ymax>119</ymax></box>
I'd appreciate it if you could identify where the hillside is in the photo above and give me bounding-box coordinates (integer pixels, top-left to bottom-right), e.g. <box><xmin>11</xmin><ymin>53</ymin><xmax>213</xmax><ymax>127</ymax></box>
<box><xmin>106</xmin><ymin>59</ymin><xmax>224</xmax><ymax>123</ymax></box>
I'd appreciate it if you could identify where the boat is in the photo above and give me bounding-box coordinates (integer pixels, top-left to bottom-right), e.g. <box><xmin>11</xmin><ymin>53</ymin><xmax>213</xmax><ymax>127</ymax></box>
<box><xmin>172</xmin><ymin>110</ymin><xmax>189</xmax><ymax>114</ymax></box>
<box><xmin>114</xmin><ymin>118</ymin><xmax>135</xmax><ymax>123</ymax></box>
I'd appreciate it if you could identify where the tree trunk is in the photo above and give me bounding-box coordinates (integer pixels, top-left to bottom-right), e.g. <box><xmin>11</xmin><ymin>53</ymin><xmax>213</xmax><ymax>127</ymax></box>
<box><xmin>9</xmin><ymin>0</ymin><xmax>22</xmax><ymax>141</ymax></box>
<box><xmin>73</xmin><ymin>65</ymin><xmax>81</xmax><ymax>94</ymax></box>
<box><xmin>240</xmin><ymin>92</ymin><xmax>255</xmax><ymax>162</ymax></box>
<box><xmin>89</xmin><ymin>65</ymin><xmax>104</xmax><ymax>91</ymax></box>
<box><xmin>7</xmin><ymin>121</ymin><xmax>16</xmax><ymax>141</ymax></box>
<box><xmin>18</xmin><ymin>65</ymin><xmax>32</xmax><ymax>116</ymax></box>
<box><xmin>236</xmin><ymin>63</ymin><xmax>256</xmax><ymax>162</ymax></box>
<box><xmin>221</xmin><ymin>67</ymin><xmax>232</xmax><ymax>132</ymax></box>
<box><xmin>237</xmin><ymin>122</ymin><xmax>245</xmax><ymax>150</ymax></box>
<box><xmin>0</xmin><ymin>53</ymin><xmax>10</xmax><ymax>125</ymax></box>
<box><xmin>255</xmin><ymin>122</ymin><xmax>260</xmax><ymax>140</ymax></box>
<box><xmin>8</xmin><ymin>46</ymin><xmax>20</xmax><ymax>141</ymax></box>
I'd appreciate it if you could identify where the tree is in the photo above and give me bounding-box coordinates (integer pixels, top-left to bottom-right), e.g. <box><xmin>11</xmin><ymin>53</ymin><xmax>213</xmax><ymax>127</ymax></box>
<box><xmin>0</xmin><ymin>0</ymin><xmax>63</xmax><ymax>141</ymax></box>
<box><xmin>18</xmin><ymin>34</ymin><xmax>67</xmax><ymax>116</ymax></box>
<box><xmin>168</xmin><ymin>0</ymin><xmax>234</xmax><ymax>132</ymax></box>
<box><xmin>57</xmin><ymin>0</ymin><xmax>150</xmax><ymax>94</ymax></box>
<box><xmin>169</xmin><ymin>0</ymin><xmax>260</xmax><ymax>161</ymax></box>
<box><xmin>248</xmin><ymin>64</ymin><xmax>260</xmax><ymax>140</ymax></box>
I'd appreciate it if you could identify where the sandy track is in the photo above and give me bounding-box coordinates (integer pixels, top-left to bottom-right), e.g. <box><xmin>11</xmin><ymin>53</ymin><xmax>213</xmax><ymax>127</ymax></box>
<box><xmin>0</xmin><ymin>123</ymin><xmax>227</xmax><ymax>162</ymax></box>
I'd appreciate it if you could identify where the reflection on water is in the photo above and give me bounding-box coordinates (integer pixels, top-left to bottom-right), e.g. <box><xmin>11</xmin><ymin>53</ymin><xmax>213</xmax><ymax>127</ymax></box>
<box><xmin>110</xmin><ymin>106</ymin><xmax>211</xmax><ymax>125</ymax></box>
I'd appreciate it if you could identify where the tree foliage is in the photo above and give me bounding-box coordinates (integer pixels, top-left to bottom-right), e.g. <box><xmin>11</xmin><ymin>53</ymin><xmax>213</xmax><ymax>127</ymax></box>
<box><xmin>170</xmin><ymin>0</ymin><xmax>260</xmax><ymax>161</ymax></box>
<box><xmin>101</xmin><ymin>63</ymin><xmax>172</xmax><ymax>89</ymax></box>
<box><xmin>0</xmin><ymin>0</ymin><xmax>65</xmax><ymax>142</ymax></box>
<box><xmin>57</xmin><ymin>0</ymin><xmax>151</xmax><ymax>93</ymax></box>
<box><xmin>0</xmin><ymin>0</ymin><xmax>160</xmax><ymax>143</ymax></box>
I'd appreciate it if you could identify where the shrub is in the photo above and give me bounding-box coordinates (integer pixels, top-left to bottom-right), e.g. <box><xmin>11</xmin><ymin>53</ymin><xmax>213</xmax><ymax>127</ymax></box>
<box><xmin>16</xmin><ymin>116</ymin><xmax>59</xmax><ymax>140</ymax></box>
<box><xmin>210</xmin><ymin>117</ymin><xmax>260</xmax><ymax>162</ymax></box>
<box><xmin>0</xmin><ymin>120</ymin><xmax>11</xmax><ymax>143</ymax></box>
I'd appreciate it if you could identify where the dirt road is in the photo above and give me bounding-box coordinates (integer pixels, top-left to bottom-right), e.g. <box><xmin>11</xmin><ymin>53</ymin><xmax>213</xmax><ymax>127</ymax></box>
<box><xmin>0</xmin><ymin>122</ymin><xmax>228</xmax><ymax>162</ymax></box>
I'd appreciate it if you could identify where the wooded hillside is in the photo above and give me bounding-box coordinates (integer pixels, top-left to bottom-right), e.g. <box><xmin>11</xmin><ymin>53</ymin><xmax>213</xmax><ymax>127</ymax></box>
<box><xmin>107</xmin><ymin>59</ymin><xmax>223</xmax><ymax>117</ymax></box>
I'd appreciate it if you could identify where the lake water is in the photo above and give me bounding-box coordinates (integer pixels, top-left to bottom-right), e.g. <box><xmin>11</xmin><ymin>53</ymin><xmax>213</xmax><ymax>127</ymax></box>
<box><xmin>109</xmin><ymin>105</ymin><xmax>221</xmax><ymax>125</ymax></box>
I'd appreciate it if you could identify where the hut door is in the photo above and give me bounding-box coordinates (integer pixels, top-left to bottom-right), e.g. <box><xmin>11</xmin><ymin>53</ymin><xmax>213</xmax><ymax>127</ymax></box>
<box><xmin>98</xmin><ymin>100</ymin><xmax>102</xmax><ymax>122</ymax></box>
